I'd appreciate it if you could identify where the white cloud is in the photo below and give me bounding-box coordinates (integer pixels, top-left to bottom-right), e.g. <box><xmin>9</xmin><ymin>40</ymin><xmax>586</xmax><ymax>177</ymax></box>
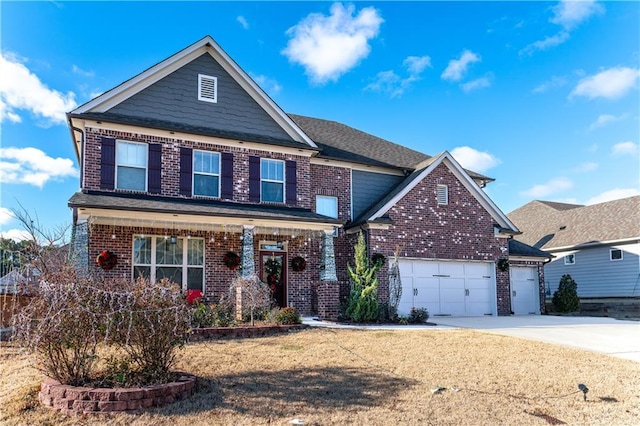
<box><xmin>586</xmin><ymin>188</ymin><xmax>640</xmax><ymax>205</ymax></box>
<box><xmin>521</xmin><ymin>177</ymin><xmax>573</xmax><ymax>198</ymax></box>
<box><xmin>365</xmin><ymin>55</ymin><xmax>431</xmax><ymax>98</ymax></box>
<box><xmin>441</xmin><ymin>50</ymin><xmax>480</xmax><ymax>82</ymax></box>
<box><xmin>461</xmin><ymin>76</ymin><xmax>491</xmax><ymax>93</ymax></box>
<box><xmin>520</xmin><ymin>31</ymin><xmax>570</xmax><ymax>56</ymax></box>
<box><xmin>251</xmin><ymin>74</ymin><xmax>282</xmax><ymax>96</ymax></box>
<box><xmin>0</xmin><ymin>52</ymin><xmax>77</xmax><ymax>125</ymax></box>
<box><xmin>0</xmin><ymin>207</ymin><xmax>14</xmax><ymax>226</ymax></box>
<box><xmin>71</xmin><ymin>64</ymin><xmax>94</xmax><ymax>78</ymax></box>
<box><xmin>0</xmin><ymin>147</ymin><xmax>78</xmax><ymax>188</ymax></box>
<box><xmin>550</xmin><ymin>0</ymin><xmax>604</xmax><ymax>30</ymax></box>
<box><xmin>572</xmin><ymin>162</ymin><xmax>599</xmax><ymax>173</ymax></box>
<box><xmin>0</xmin><ymin>229</ymin><xmax>31</xmax><ymax>242</ymax></box>
<box><xmin>237</xmin><ymin>16</ymin><xmax>249</xmax><ymax>30</ymax></box>
<box><xmin>403</xmin><ymin>56</ymin><xmax>431</xmax><ymax>75</ymax></box>
<box><xmin>450</xmin><ymin>146</ymin><xmax>501</xmax><ymax>173</ymax></box>
<box><xmin>282</xmin><ymin>2</ymin><xmax>383</xmax><ymax>84</ymax></box>
<box><xmin>570</xmin><ymin>67</ymin><xmax>639</xmax><ymax>100</ymax></box>
<box><xmin>532</xmin><ymin>76</ymin><xmax>567</xmax><ymax>94</ymax></box>
<box><xmin>612</xmin><ymin>141</ymin><xmax>638</xmax><ymax>156</ymax></box>
<box><xmin>588</xmin><ymin>113</ymin><xmax>627</xmax><ymax>131</ymax></box>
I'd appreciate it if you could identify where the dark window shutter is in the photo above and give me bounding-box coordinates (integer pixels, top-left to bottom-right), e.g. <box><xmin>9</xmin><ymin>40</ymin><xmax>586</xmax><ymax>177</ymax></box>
<box><xmin>180</xmin><ymin>147</ymin><xmax>193</xmax><ymax>196</ymax></box>
<box><xmin>221</xmin><ymin>152</ymin><xmax>234</xmax><ymax>200</ymax></box>
<box><xmin>249</xmin><ymin>156</ymin><xmax>260</xmax><ymax>202</ymax></box>
<box><xmin>148</xmin><ymin>143</ymin><xmax>162</xmax><ymax>194</ymax></box>
<box><xmin>285</xmin><ymin>160</ymin><xmax>297</xmax><ymax>206</ymax></box>
<box><xmin>100</xmin><ymin>137</ymin><xmax>116</xmax><ymax>190</ymax></box>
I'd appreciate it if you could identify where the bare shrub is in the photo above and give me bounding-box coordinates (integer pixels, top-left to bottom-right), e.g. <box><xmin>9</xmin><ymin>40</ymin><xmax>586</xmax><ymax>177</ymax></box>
<box><xmin>231</xmin><ymin>274</ymin><xmax>272</xmax><ymax>325</ymax></box>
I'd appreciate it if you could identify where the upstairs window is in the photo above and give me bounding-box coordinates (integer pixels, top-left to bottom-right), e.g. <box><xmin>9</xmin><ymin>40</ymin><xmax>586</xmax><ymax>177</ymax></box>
<box><xmin>261</xmin><ymin>159</ymin><xmax>285</xmax><ymax>203</ymax></box>
<box><xmin>198</xmin><ymin>74</ymin><xmax>217</xmax><ymax>103</ymax></box>
<box><xmin>437</xmin><ymin>184</ymin><xmax>448</xmax><ymax>205</ymax></box>
<box><xmin>316</xmin><ymin>195</ymin><xmax>338</xmax><ymax>219</ymax></box>
<box><xmin>564</xmin><ymin>254</ymin><xmax>575</xmax><ymax>265</ymax></box>
<box><xmin>116</xmin><ymin>141</ymin><xmax>147</xmax><ymax>191</ymax></box>
<box><xmin>610</xmin><ymin>249</ymin><xmax>623</xmax><ymax>261</ymax></box>
<box><xmin>193</xmin><ymin>150</ymin><xmax>220</xmax><ymax>197</ymax></box>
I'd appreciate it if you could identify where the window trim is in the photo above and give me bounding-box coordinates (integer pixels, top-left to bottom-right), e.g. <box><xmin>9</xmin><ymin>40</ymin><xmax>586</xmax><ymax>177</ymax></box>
<box><xmin>316</xmin><ymin>195</ymin><xmax>339</xmax><ymax>219</ymax></box>
<box><xmin>198</xmin><ymin>74</ymin><xmax>217</xmax><ymax>103</ymax></box>
<box><xmin>437</xmin><ymin>184</ymin><xmax>449</xmax><ymax>205</ymax></box>
<box><xmin>115</xmin><ymin>140</ymin><xmax>148</xmax><ymax>192</ymax></box>
<box><xmin>192</xmin><ymin>149</ymin><xmax>221</xmax><ymax>198</ymax></box>
<box><xmin>132</xmin><ymin>235</ymin><xmax>204</xmax><ymax>292</ymax></box>
<box><xmin>260</xmin><ymin>158</ymin><xmax>285</xmax><ymax>203</ymax></box>
<box><xmin>564</xmin><ymin>254</ymin><xmax>576</xmax><ymax>265</ymax></box>
<box><xmin>610</xmin><ymin>248</ymin><xmax>623</xmax><ymax>262</ymax></box>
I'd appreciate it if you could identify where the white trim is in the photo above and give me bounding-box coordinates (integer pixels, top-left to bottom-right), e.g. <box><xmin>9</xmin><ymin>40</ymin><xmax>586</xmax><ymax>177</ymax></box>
<box><xmin>544</xmin><ymin>237</ymin><xmax>640</xmax><ymax>252</ymax></box>
<box><xmin>349</xmin><ymin>169</ymin><xmax>354</xmax><ymax>220</ymax></box>
<box><xmin>367</xmin><ymin>152</ymin><xmax>518</xmax><ymax>232</ymax></box>
<box><xmin>310</xmin><ymin>157</ymin><xmax>405</xmax><ymax>175</ymax></box>
<box><xmin>73</xmin><ymin>119</ymin><xmax>316</xmax><ymax>157</ymax></box>
<box><xmin>345</xmin><ymin>222</ymin><xmax>392</xmax><ymax>234</ymax></box>
<box><xmin>72</xmin><ymin>36</ymin><xmax>317</xmax><ymax>147</ymax></box>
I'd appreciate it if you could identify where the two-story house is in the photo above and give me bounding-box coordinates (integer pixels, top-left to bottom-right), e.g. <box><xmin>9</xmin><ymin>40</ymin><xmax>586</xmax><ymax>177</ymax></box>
<box><xmin>67</xmin><ymin>36</ymin><xmax>546</xmax><ymax>319</ymax></box>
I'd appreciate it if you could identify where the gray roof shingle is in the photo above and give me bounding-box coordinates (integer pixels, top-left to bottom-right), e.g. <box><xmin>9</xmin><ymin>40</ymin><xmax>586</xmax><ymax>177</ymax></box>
<box><xmin>508</xmin><ymin>239</ymin><xmax>552</xmax><ymax>258</ymax></box>
<box><xmin>507</xmin><ymin>196</ymin><xmax>640</xmax><ymax>250</ymax></box>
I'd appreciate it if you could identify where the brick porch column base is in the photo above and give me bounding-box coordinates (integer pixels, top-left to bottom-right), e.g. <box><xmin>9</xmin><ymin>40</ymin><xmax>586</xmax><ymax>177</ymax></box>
<box><xmin>317</xmin><ymin>281</ymin><xmax>340</xmax><ymax>321</ymax></box>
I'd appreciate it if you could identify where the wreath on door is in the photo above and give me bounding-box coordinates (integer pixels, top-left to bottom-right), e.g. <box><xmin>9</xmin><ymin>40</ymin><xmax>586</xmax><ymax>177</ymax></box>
<box><xmin>291</xmin><ymin>256</ymin><xmax>307</xmax><ymax>272</ymax></box>
<box><xmin>96</xmin><ymin>250</ymin><xmax>117</xmax><ymax>270</ymax></box>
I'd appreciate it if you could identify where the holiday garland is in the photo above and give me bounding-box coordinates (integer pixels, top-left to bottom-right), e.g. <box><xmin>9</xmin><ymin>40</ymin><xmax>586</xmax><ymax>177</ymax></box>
<box><xmin>291</xmin><ymin>256</ymin><xmax>307</xmax><ymax>272</ymax></box>
<box><xmin>96</xmin><ymin>250</ymin><xmax>117</xmax><ymax>270</ymax></box>
<box><xmin>223</xmin><ymin>251</ymin><xmax>241</xmax><ymax>270</ymax></box>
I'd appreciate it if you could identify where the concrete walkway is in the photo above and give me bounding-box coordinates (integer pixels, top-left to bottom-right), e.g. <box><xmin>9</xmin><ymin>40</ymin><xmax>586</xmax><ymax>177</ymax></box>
<box><xmin>302</xmin><ymin>315</ymin><xmax>640</xmax><ymax>362</ymax></box>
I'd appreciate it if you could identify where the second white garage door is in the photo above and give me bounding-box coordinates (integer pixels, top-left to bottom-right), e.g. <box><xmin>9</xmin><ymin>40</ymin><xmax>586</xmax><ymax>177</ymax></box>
<box><xmin>398</xmin><ymin>259</ymin><xmax>495</xmax><ymax>317</ymax></box>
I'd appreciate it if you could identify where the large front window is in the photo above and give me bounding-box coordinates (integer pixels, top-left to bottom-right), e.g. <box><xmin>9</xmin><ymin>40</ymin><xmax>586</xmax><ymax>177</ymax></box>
<box><xmin>193</xmin><ymin>150</ymin><xmax>220</xmax><ymax>197</ymax></box>
<box><xmin>133</xmin><ymin>236</ymin><xmax>204</xmax><ymax>291</ymax></box>
<box><xmin>261</xmin><ymin>159</ymin><xmax>284</xmax><ymax>203</ymax></box>
<box><xmin>116</xmin><ymin>141</ymin><xmax>147</xmax><ymax>191</ymax></box>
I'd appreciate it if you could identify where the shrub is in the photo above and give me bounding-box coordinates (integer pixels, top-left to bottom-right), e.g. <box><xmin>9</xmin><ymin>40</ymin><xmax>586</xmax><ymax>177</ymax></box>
<box><xmin>346</xmin><ymin>232</ymin><xmax>380</xmax><ymax>323</ymax></box>
<box><xmin>407</xmin><ymin>307</ymin><xmax>429</xmax><ymax>324</ymax></box>
<box><xmin>191</xmin><ymin>301</ymin><xmax>215</xmax><ymax>328</ymax></box>
<box><xmin>211</xmin><ymin>295</ymin><xmax>236</xmax><ymax>327</ymax></box>
<box><xmin>231</xmin><ymin>274</ymin><xmax>272</xmax><ymax>325</ymax></box>
<box><xmin>552</xmin><ymin>274</ymin><xmax>580</xmax><ymax>313</ymax></box>
<box><xmin>274</xmin><ymin>307</ymin><xmax>301</xmax><ymax>325</ymax></box>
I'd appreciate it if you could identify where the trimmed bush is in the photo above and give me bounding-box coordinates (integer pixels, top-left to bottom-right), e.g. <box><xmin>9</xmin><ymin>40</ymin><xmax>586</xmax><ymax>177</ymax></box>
<box><xmin>274</xmin><ymin>307</ymin><xmax>301</xmax><ymax>325</ymax></box>
<box><xmin>552</xmin><ymin>274</ymin><xmax>580</xmax><ymax>313</ymax></box>
<box><xmin>407</xmin><ymin>307</ymin><xmax>429</xmax><ymax>324</ymax></box>
<box><xmin>346</xmin><ymin>232</ymin><xmax>380</xmax><ymax>323</ymax></box>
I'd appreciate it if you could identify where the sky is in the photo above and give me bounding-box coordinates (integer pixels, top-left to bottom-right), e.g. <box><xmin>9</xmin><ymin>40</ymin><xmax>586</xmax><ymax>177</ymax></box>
<box><xmin>1</xmin><ymin>1</ymin><xmax>639</xmax><ymax>242</ymax></box>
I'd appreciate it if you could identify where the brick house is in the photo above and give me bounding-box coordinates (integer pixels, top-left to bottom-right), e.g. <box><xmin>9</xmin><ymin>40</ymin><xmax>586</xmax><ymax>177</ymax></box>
<box><xmin>67</xmin><ymin>36</ymin><xmax>547</xmax><ymax>319</ymax></box>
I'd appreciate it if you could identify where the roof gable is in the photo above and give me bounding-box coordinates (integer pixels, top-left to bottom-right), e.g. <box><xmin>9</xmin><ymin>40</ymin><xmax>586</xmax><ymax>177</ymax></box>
<box><xmin>353</xmin><ymin>151</ymin><xmax>518</xmax><ymax>232</ymax></box>
<box><xmin>71</xmin><ymin>36</ymin><xmax>316</xmax><ymax>148</ymax></box>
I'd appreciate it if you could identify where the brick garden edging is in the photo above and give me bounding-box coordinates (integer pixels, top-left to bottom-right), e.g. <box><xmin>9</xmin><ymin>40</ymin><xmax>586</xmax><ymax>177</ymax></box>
<box><xmin>38</xmin><ymin>373</ymin><xmax>196</xmax><ymax>414</ymax></box>
<box><xmin>190</xmin><ymin>323</ymin><xmax>308</xmax><ymax>341</ymax></box>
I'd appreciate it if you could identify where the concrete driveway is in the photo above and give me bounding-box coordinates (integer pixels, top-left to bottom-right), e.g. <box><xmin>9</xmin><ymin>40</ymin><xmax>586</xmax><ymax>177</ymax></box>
<box><xmin>432</xmin><ymin>315</ymin><xmax>640</xmax><ymax>363</ymax></box>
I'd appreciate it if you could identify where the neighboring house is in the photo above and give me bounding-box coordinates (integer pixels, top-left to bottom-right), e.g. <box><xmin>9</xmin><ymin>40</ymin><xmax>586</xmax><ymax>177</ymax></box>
<box><xmin>66</xmin><ymin>35</ymin><xmax>543</xmax><ymax>319</ymax></box>
<box><xmin>508</xmin><ymin>197</ymin><xmax>640</xmax><ymax>299</ymax></box>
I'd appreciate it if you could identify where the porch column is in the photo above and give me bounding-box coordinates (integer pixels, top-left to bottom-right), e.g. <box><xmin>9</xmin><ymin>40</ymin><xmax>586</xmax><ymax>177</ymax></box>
<box><xmin>241</xmin><ymin>225</ymin><xmax>255</xmax><ymax>277</ymax></box>
<box><xmin>320</xmin><ymin>230</ymin><xmax>338</xmax><ymax>281</ymax></box>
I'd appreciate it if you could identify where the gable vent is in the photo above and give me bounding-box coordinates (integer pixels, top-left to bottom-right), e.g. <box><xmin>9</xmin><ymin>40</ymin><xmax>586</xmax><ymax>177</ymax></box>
<box><xmin>436</xmin><ymin>184</ymin><xmax>448</xmax><ymax>205</ymax></box>
<box><xmin>198</xmin><ymin>74</ymin><xmax>217</xmax><ymax>103</ymax></box>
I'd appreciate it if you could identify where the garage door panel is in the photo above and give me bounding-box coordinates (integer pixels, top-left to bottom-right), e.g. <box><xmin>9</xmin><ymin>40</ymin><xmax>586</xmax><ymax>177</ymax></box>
<box><xmin>398</xmin><ymin>277</ymin><xmax>415</xmax><ymax>316</ymax></box>
<box><xmin>510</xmin><ymin>267</ymin><xmax>540</xmax><ymax>315</ymax></box>
<box><xmin>464</xmin><ymin>262</ymin><xmax>492</xmax><ymax>278</ymax></box>
<box><xmin>439</xmin><ymin>262</ymin><xmax>465</xmax><ymax>277</ymax></box>
<box><xmin>413</xmin><ymin>261</ymin><xmax>439</xmax><ymax>277</ymax></box>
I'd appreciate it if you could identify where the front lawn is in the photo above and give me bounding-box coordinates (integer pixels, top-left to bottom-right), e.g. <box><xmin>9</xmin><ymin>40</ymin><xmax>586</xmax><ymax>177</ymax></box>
<box><xmin>1</xmin><ymin>328</ymin><xmax>638</xmax><ymax>425</ymax></box>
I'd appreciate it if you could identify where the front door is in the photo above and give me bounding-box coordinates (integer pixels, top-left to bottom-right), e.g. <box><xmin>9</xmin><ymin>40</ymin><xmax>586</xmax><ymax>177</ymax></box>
<box><xmin>260</xmin><ymin>251</ymin><xmax>287</xmax><ymax>308</ymax></box>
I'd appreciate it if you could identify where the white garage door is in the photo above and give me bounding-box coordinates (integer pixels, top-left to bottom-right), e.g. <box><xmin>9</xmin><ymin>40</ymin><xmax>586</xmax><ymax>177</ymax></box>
<box><xmin>398</xmin><ymin>259</ymin><xmax>495</xmax><ymax>317</ymax></box>
<box><xmin>510</xmin><ymin>266</ymin><xmax>540</xmax><ymax>315</ymax></box>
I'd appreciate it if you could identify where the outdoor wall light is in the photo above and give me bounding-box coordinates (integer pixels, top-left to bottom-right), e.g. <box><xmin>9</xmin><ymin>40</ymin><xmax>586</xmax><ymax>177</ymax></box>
<box><xmin>170</xmin><ymin>235</ymin><xmax>177</xmax><ymax>244</ymax></box>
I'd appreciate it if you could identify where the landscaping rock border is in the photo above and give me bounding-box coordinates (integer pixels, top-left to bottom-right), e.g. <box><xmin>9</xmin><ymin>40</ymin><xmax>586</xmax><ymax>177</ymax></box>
<box><xmin>190</xmin><ymin>323</ymin><xmax>308</xmax><ymax>341</ymax></box>
<box><xmin>38</xmin><ymin>373</ymin><xmax>196</xmax><ymax>414</ymax></box>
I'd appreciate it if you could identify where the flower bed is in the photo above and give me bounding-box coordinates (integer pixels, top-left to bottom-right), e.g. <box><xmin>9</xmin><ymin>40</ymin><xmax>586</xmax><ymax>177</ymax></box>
<box><xmin>190</xmin><ymin>324</ymin><xmax>308</xmax><ymax>341</ymax></box>
<box><xmin>38</xmin><ymin>373</ymin><xmax>196</xmax><ymax>414</ymax></box>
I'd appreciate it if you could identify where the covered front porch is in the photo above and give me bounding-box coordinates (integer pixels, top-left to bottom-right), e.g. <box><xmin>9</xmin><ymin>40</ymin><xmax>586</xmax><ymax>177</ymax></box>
<box><xmin>69</xmin><ymin>191</ymin><xmax>343</xmax><ymax>316</ymax></box>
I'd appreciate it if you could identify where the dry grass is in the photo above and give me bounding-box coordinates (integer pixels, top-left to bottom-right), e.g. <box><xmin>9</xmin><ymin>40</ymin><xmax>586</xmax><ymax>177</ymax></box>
<box><xmin>1</xmin><ymin>328</ymin><xmax>639</xmax><ymax>425</ymax></box>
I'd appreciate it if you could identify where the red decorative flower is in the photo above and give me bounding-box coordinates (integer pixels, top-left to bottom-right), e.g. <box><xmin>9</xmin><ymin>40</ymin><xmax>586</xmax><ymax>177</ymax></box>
<box><xmin>186</xmin><ymin>289</ymin><xmax>202</xmax><ymax>304</ymax></box>
<box><xmin>96</xmin><ymin>250</ymin><xmax>117</xmax><ymax>270</ymax></box>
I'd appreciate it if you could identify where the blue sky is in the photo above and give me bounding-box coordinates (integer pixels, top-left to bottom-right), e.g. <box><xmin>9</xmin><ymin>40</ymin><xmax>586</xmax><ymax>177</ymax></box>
<box><xmin>1</xmin><ymin>1</ymin><xmax>639</xmax><ymax>241</ymax></box>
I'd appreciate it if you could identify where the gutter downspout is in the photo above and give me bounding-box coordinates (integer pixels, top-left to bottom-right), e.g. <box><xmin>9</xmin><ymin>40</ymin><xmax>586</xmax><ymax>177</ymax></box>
<box><xmin>70</xmin><ymin>124</ymin><xmax>85</xmax><ymax>190</ymax></box>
